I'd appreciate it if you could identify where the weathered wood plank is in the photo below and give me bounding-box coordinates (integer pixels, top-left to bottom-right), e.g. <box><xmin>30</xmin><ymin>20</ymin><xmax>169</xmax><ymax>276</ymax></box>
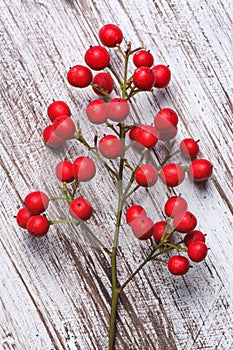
<box><xmin>0</xmin><ymin>0</ymin><xmax>233</xmax><ymax>349</ymax></box>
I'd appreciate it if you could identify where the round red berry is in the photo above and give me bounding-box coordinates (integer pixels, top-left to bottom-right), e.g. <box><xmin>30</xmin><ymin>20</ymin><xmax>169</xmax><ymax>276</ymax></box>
<box><xmin>92</xmin><ymin>72</ymin><xmax>114</xmax><ymax>96</ymax></box>
<box><xmin>157</xmin><ymin>126</ymin><xmax>178</xmax><ymax>141</ymax></box>
<box><xmin>133</xmin><ymin>50</ymin><xmax>154</xmax><ymax>67</ymax></box>
<box><xmin>180</xmin><ymin>138</ymin><xmax>199</xmax><ymax>159</ymax></box>
<box><xmin>52</xmin><ymin>116</ymin><xmax>76</xmax><ymax>140</ymax></box>
<box><xmin>47</xmin><ymin>101</ymin><xmax>71</xmax><ymax>122</ymax></box>
<box><xmin>43</xmin><ymin>125</ymin><xmax>64</xmax><ymax>148</ymax></box>
<box><xmin>126</xmin><ymin>205</ymin><xmax>147</xmax><ymax>226</ymax></box>
<box><xmin>153</xmin><ymin>221</ymin><xmax>170</xmax><ymax>243</ymax></box>
<box><xmin>173</xmin><ymin>211</ymin><xmax>197</xmax><ymax>233</ymax></box>
<box><xmin>56</xmin><ymin>160</ymin><xmax>74</xmax><ymax>183</ymax></box>
<box><xmin>67</xmin><ymin>65</ymin><xmax>92</xmax><ymax>88</ymax></box>
<box><xmin>24</xmin><ymin>191</ymin><xmax>49</xmax><ymax>215</ymax></box>
<box><xmin>168</xmin><ymin>256</ymin><xmax>189</xmax><ymax>275</ymax></box>
<box><xmin>164</xmin><ymin>196</ymin><xmax>188</xmax><ymax>218</ymax></box>
<box><xmin>135</xmin><ymin>164</ymin><xmax>158</xmax><ymax>187</ymax></box>
<box><xmin>188</xmin><ymin>241</ymin><xmax>208</xmax><ymax>262</ymax></box>
<box><xmin>128</xmin><ymin>125</ymin><xmax>144</xmax><ymax>149</ymax></box>
<box><xmin>86</xmin><ymin>99</ymin><xmax>108</xmax><ymax>124</ymax></box>
<box><xmin>73</xmin><ymin>156</ymin><xmax>96</xmax><ymax>182</ymax></box>
<box><xmin>152</xmin><ymin>65</ymin><xmax>171</xmax><ymax>88</ymax></box>
<box><xmin>160</xmin><ymin>164</ymin><xmax>185</xmax><ymax>187</ymax></box>
<box><xmin>99</xmin><ymin>24</ymin><xmax>123</xmax><ymax>48</ymax></box>
<box><xmin>16</xmin><ymin>207</ymin><xmax>33</xmax><ymax>229</ymax></box>
<box><xmin>184</xmin><ymin>230</ymin><xmax>206</xmax><ymax>247</ymax></box>
<box><xmin>133</xmin><ymin>124</ymin><xmax>158</xmax><ymax>148</ymax></box>
<box><xmin>69</xmin><ymin>198</ymin><xmax>93</xmax><ymax>221</ymax></box>
<box><xmin>85</xmin><ymin>46</ymin><xmax>110</xmax><ymax>70</ymax></box>
<box><xmin>189</xmin><ymin>159</ymin><xmax>213</xmax><ymax>182</ymax></box>
<box><xmin>26</xmin><ymin>215</ymin><xmax>50</xmax><ymax>237</ymax></box>
<box><xmin>154</xmin><ymin>108</ymin><xmax>178</xmax><ymax>131</ymax></box>
<box><xmin>131</xmin><ymin>216</ymin><xmax>154</xmax><ymax>240</ymax></box>
<box><xmin>107</xmin><ymin>98</ymin><xmax>130</xmax><ymax>122</ymax></box>
<box><xmin>98</xmin><ymin>135</ymin><xmax>123</xmax><ymax>159</ymax></box>
<box><xmin>133</xmin><ymin>66</ymin><xmax>155</xmax><ymax>91</ymax></box>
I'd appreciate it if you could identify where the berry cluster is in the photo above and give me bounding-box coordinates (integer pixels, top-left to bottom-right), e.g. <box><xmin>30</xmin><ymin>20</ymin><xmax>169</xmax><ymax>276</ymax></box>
<box><xmin>126</xmin><ymin>195</ymin><xmax>208</xmax><ymax>275</ymax></box>
<box><xmin>17</xmin><ymin>22</ymin><xmax>213</xmax><ymax>267</ymax></box>
<box><xmin>16</xmin><ymin>23</ymin><xmax>213</xmax><ymax>349</ymax></box>
<box><xmin>16</xmin><ymin>191</ymin><xmax>50</xmax><ymax>237</ymax></box>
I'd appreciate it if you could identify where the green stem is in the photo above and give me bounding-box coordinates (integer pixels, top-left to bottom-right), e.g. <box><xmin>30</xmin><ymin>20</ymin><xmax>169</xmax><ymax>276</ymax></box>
<box><xmin>119</xmin><ymin>227</ymin><xmax>177</xmax><ymax>292</ymax></box>
<box><xmin>63</xmin><ymin>183</ymin><xmax>72</xmax><ymax>204</ymax></box>
<box><xmin>119</xmin><ymin>247</ymin><xmax>157</xmax><ymax>292</ymax></box>
<box><xmin>126</xmin><ymin>88</ymin><xmax>152</xmax><ymax>101</ymax></box>
<box><xmin>71</xmin><ymin>180</ymin><xmax>79</xmax><ymax>200</ymax></box>
<box><xmin>125</xmin><ymin>184</ymin><xmax>140</xmax><ymax>199</ymax></box>
<box><xmin>50</xmin><ymin>219</ymin><xmax>81</xmax><ymax>225</ymax></box>
<box><xmin>123</xmin><ymin>148</ymin><xmax>148</xmax><ymax>199</ymax></box>
<box><xmin>49</xmin><ymin>197</ymin><xmax>67</xmax><ymax>201</ymax></box>
<box><xmin>158</xmin><ymin>149</ymin><xmax>180</xmax><ymax>169</ymax></box>
<box><xmin>164</xmin><ymin>243</ymin><xmax>187</xmax><ymax>253</ymax></box>
<box><xmin>107</xmin><ymin>64</ymin><xmax>123</xmax><ymax>87</ymax></box>
<box><xmin>115</xmin><ymin>44</ymin><xmax>126</xmax><ymax>58</ymax></box>
<box><xmin>90</xmin><ymin>83</ymin><xmax>112</xmax><ymax>100</ymax></box>
<box><xmin>105</xmin><ymin>122</ymin><xmax>120</xmax><ymax>136</ymax></box>
<box><xmin>121</xmin><ymin>42</ymin><xmax>132</xmax><ymax>99</ymax></box>
<box><xmin>109</xmin><ymin>121</ymin><xmax>126</xmax><ymax>350</ymax></box>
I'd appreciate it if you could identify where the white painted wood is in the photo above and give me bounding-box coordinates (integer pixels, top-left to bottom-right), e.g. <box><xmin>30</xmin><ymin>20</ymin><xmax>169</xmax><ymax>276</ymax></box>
<box><xmin>0</xmin><ymin>0</ymin><xmax>232</xmax><ymax>349</ymax></box>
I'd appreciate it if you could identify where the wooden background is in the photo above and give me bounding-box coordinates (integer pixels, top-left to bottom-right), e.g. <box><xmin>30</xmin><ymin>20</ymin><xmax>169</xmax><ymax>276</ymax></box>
<box><xmin>0</xmin><ymin>0</ymin><xmax>232</xmax><ymax>349</ymax></box>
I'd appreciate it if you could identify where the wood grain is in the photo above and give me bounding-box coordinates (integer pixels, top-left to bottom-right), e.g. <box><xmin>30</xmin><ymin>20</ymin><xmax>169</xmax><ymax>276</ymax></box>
<box><xmin>0</xmin><ymin>0</ymin><xmax>233</xmax><ymax>349</ymax></box>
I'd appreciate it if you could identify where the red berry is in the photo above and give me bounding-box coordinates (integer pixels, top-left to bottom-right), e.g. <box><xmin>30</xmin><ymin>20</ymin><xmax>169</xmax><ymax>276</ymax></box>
<box><xmin>67</xmin><ymin>65</ymin><xmax>92</xmax><ymax>88</ymax></box>
<box><xmin>128</xmin><ymin>125</ymin><xmax>144</xmax><ymax>149</ymax></box>
<box><xmin>69</xmin><ymin>198</ymin><xmax>93</xmax><ymax>221</ymax></box>
<box><xmin>99</xmin><ymin>24</ymin><xmax>123</xmax><ymax>48</ymax></box>
<box><xmin>188</xmin><ymin>241</ymin><xmax>208</xmax><ymax>262</ymax></box>
<box><xmin>98</xmin><ymin>135</ymin><xmax>123</xmax><ymax>159</ymax></box>
<box><xmin>24</xmin><ymin>191</ymin><xmax>49</xmax><ymax>215</ymax></box>
<box><xmin>135</xmin><ymin>164</ymin><xmax>158</xmax><ymax>187</ymax></box>
<box><xmin>133</xmin><ymin>50</ymin><xmax>154</xmax><ymax>67</ymax></box>
<box><xmin>107</xmin><ymin>98</ymin><xmax>130</xmax><ymax>122</ymax></box>
<box><xmin>47</xmin><ymin>101</ymin><xmax>71</xmax><ymax>122</ymax></box>
<box><xmin>157</xmin><ymin>126</ymin><xmax>178</xmax><ymax>141</ymax></box>
<box><xmin>164</xmin><ymin>196</ymin><xmax>188</xmax><ymax>218</ymax></box>
<box><xmin>86</xmin><ymin>99</ymin><xmax>108</xmax><ymax>124</ymax></box>
<box><xmin>52</xmin><ymin>115</ymin><xmax>76</xmax><ymax>140</ymax></box>
<box><xmin>153</xmin><ymin>221</ymin><xmax>170</xmax><ymax>243</ymax></box>
<box><xmin>56</xmin><ymin>160</ymin><xmax>74</xmax><ymax>183</ymax></box>
<box><xmin>92</xmin><ymin>72</ymin><xmax>114</xmax><ymax>96</ymax></box>
<box><xmin>180</xmin><ymin>138</ymin><xmax>199</xmax><ymax>159</ymax></box>
<box><xmin>184</xmin><ymin>230</ymin><xmax>206</xmax><ymax>247</ymax></box>
<box><xmin>126</xmin><ymin>205</ymin><xmax>147</xmax><ymax>226</ymax></box>
<box><xmin>131</xmin><ymin>216</ymin><xmax>154</xmax><ymax>240</ymax></box>
<box><xmin>160</xmin><ymin>164</ymin><xmax>185</xmax><ymax>187</ymax></box>
<box><xmin>133</xmin><ymin>124</ymin><xmax>158</xmax><ymax>148</ymax></box>
<box><xmin>73</xmin><ymin>156</ymin><xmax>96</xmax><ymax>182</ymax></box>
<box><xmin>154</xmin><ymin>108</ymin><xmax>178</xmax><ymax>131</ymax></box>
<box><xmin>168</xmin><ymin>256</ymin><xmax>189</xmax><ymax>275</ymax></box>
<box><xmin>16</xmin><ymin>207</ymin><xmax>33</xmax><ymax>228</ymax></box>
<box><xmin>85</xmin><ymin>46</ymin><xmax>110</xmax><ymax>70</ymax></box>
<box><xmin>133</xmin><ymin>66</ymin><xmax>155</xmax><ymax>91</ymax></box>
<box><xmin>26</xmin><ymin>215</ymin><xmax>50</xmax><ymax>237</ymax></box>
<box><xmin>43</xmin><ymin>125</ymin><xmax>64</xmax><ymax>148</ymax></box>
<box><xmin>152</xmin><ymin>65</ymin><xmax>171</xmax><ymax>88</ymax></box>
<box><xmin>173</xmin><ymin>211</ymin><xmax>197</xmax><ymax>233</ymax></box>
<box><xmin>189</xmin><ymin>159</ymin><xmax>213</xmax><ymax>182</ymax></box>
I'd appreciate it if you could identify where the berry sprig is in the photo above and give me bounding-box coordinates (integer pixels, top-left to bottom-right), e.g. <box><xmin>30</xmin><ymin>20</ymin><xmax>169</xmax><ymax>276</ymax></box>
<box><xmin>16</xmin><ymin>23</ymin><xmax>213</xmax><ymax>350</ymax></box>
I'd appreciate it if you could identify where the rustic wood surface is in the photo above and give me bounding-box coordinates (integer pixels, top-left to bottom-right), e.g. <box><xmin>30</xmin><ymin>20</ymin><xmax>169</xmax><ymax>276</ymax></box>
<box><xmin>0</xmin><ymin>0</ymin><xmax>233</xmax><ymax>349</ymax></box>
